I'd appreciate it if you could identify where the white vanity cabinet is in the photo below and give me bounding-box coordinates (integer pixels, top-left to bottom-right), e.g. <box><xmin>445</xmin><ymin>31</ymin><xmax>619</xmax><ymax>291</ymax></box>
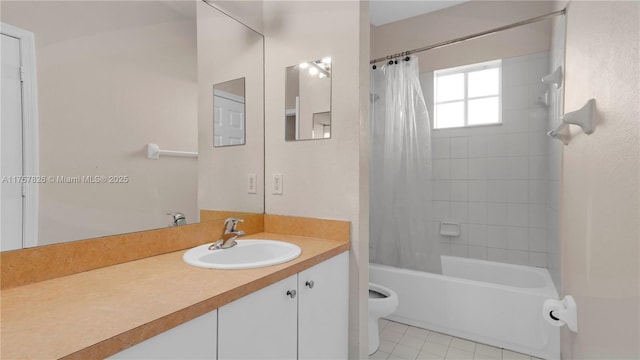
<box><xmin>107</xmin><ymin>310</ymin><xmax>217</xmax><ymax>359</ymax></box>
<box><xmin>298</xmin><ymin>252</ymin><xmax>349</xmax><ymax>359</ymax></box>
<box><xmin>218</xmin><ymin>252</ymin><xmax>349</xmax><ymax>360</ymax></box>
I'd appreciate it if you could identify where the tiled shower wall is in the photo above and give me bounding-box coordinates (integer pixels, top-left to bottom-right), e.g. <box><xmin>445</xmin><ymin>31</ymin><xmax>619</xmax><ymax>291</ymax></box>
<box><xmin>421</xmin><ymin>51</ymin><xmax>556</xmax><ymax>270</ymax></box>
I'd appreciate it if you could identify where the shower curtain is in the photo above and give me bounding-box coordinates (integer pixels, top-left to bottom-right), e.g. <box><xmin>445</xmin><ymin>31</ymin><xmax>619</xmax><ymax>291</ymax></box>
<box><xmin>370</xmin><ymin>56</ymin><xmax>442</xmax><ymax>274</ymax></box>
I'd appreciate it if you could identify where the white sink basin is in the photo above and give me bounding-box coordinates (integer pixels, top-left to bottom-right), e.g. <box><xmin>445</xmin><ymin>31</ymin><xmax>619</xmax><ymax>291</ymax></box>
<box><xmin>183</xmin><ymin>239</ymin><xmax>302</xmax><ymax>269</ymax></box>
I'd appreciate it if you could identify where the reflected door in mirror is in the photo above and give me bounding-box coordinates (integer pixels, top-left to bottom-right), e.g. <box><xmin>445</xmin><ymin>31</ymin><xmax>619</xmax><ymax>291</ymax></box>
<box><xmin>214</xmin><ymin>78</ymin><xmax>246</xmax><ymax>147</ymax></box>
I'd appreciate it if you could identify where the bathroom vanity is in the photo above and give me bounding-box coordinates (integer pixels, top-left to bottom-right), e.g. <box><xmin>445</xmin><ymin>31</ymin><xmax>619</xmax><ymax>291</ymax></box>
<box><xmin>0</xmin><ymin>216</ymin><xmax>350</xmax><ymax>359</ymax></box>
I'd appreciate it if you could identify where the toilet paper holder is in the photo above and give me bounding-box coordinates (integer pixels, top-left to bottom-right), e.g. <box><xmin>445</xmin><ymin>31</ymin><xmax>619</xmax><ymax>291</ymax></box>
<box><xmin>543</xmin><ymin>295</ymin><xmax>578</xmax><ymax>333</ymax></box>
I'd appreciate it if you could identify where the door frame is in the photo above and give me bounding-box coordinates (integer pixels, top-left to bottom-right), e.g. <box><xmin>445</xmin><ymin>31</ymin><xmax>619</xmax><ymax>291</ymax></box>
<box><xmin>1</xmin><ymin>22</ymin><xmax>39</xmax><ymax>248</ymax></box>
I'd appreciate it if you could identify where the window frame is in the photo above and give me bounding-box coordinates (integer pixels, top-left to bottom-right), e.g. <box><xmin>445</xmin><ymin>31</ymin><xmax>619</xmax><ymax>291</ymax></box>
<box><xmin>433</xmin><ymin>59</ymin><xmax>502</xmax><ymax>130</ymax></box>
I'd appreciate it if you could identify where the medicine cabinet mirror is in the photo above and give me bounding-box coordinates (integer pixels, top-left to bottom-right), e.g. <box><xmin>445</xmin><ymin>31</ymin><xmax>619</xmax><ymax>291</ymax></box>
<box><xmin>285</xmin><ymin>58</ymin><xmax>332</xmax><ymax>141</ymax></box>
<box><xmin>213</xmin><ymin>77</ymin><xmax>246</xmax><ymax>147</ymax></box>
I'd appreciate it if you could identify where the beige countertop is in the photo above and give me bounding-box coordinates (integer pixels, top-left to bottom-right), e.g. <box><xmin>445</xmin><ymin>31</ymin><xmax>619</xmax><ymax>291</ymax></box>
<box><xmin>0</xmin><ymin>233</ymin><xmax>349</xmax><ymax>359</ymax></box>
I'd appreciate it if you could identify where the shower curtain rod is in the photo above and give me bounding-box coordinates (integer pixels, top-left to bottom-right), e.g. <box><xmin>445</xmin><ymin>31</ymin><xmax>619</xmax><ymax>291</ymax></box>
<box><xmin>369</xmin><ymin>8</ymin><xmax>566</xmax><ymax>65</ymax></box>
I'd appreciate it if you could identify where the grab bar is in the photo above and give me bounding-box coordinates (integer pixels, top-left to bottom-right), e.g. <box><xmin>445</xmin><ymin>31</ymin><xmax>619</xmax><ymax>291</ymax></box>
<box><xmin>146</xmin><ymin>143</ymin><xmax>198</xmax><ymax>160</ymax></box>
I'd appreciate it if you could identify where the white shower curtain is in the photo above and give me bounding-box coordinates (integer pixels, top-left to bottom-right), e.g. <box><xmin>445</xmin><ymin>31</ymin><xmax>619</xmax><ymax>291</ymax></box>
<box><xmin>370</xmin><ymin>56</ymin><xmax>442</xmax><ymax>274</ymax></box>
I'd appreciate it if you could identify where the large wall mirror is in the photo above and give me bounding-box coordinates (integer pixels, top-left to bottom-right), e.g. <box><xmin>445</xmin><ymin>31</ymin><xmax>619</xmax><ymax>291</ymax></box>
<box><xmin>285</xmin><ymin>58</ymin><xmax>332</xmax><ymax>141</ymax></box>
<box><xmin>0</xmin><ymin>0</ymin><xmax>264</xmax><ymax>251</ymax></box>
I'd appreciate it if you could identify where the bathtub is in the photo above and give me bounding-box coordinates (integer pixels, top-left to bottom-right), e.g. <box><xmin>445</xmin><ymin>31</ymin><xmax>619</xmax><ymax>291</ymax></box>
<box><xmin>370</xmin><ymin>256</ymin><xmax>560</xmax><ymax>359</ymax></box>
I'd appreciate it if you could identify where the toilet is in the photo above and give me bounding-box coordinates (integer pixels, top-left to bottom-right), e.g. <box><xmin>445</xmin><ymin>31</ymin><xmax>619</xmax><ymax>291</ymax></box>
<box><xmin>368</xmin><ymin>282</ymin><xmax>399</xmax><ymax>355</ymax></box>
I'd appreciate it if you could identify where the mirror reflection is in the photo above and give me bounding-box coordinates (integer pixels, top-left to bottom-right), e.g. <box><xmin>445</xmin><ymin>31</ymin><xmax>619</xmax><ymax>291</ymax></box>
<box><xmin>285</xmin><ymin>58</ymin><xmax>332</xmax><ymax>141</ymax></box>
<box><xmin>0</xmin><ymin>1</ymin><xmax>264</xmax><ymax>251</ymax></box>
<box><xmin>213</xmin><ymin>77</ymin><xmax>245</xmax><ymax>147</ymax></box>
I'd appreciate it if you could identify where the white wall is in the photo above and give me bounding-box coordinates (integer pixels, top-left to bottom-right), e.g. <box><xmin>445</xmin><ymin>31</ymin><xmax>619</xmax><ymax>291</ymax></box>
<box><xmin>560</xmin><ymin>1</ymin><xmax>639</xmax><ymax>358</ymax></box>
<box><xmin>2</xmin><ymin>2</ymin><xmax>198</xmax><ymax>246</ymax></box>
<box><xmin>262</xmin><ymin>1</ymin><xmax>369</xmax><ymax>357</ymax></box>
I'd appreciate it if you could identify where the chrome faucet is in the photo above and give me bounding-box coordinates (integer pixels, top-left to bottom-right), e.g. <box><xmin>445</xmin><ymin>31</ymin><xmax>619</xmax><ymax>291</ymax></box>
<box><xmin>208</xmin><ymin>218</ymin><xmax>245</xmax><ymax>250</ymax></box>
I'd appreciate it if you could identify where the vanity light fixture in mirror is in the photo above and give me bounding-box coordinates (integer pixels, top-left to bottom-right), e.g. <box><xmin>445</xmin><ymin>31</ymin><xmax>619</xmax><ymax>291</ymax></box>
<box><xmin>214</xmin><ymin>77</ymin><xmax>246</xmax><ymax>147</ymax></box>
<box><xmin>285</xmin><ymin>57</ymin><xmax>332</xmax><ymax>141</ymax></box>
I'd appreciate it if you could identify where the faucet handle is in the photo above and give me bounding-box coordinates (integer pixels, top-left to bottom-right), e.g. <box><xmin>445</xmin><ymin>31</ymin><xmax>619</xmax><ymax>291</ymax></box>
<box><xmin>224</xmin><ymin>217</ymin><xmax>244</xmax><ymax>232</ymax></box>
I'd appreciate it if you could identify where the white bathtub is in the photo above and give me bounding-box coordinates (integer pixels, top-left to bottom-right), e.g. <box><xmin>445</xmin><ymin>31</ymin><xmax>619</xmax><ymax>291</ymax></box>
<box><xmin>370</xmin><ymin>256</ymin><xmax>560</xmax><ymax>359</ymax></box>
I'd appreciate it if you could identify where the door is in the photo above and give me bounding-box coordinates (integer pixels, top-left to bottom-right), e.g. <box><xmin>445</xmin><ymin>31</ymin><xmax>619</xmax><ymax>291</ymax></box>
<box><xmin>1</xmin><ymin>23</ymin><xmax>38</xmax><ymax>250</ymax></box>
<box><xmin>213</xmin><ymin>90</ymin><xmax>245</xmax><ymax>146</ymax></box>
<box><xmin>1</xmin><ymin>33</ymin><xmax>24</xmax><ymax>251</ymax></box>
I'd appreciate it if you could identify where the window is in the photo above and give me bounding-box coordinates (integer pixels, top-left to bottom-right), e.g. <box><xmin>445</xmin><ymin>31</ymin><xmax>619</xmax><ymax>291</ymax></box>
<box><xmin>433</xmin><ymin>60</ymin><xmax>502</xmax><ymax>129</ymax></box>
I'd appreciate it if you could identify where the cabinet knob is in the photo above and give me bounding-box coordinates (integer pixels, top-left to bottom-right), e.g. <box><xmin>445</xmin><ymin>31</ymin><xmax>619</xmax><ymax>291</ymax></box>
<box><xmin>286</xmin><ymin>289</ymin><xmax>297</xmax><ymax>299</ymax></box>
<box><xmin>305</xmin><ymin>280</ymin><xmax>315</xmax><ymax>289</ymax></box>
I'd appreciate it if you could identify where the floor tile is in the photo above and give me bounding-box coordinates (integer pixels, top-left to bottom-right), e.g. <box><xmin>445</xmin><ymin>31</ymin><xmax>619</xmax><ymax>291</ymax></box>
<box><xmin>391</xmin><ymin>344</ymin><xmax>421</xmax><ymax>360</ymax></box>
<box><xmin>450</xmin><ymin>337</ymin><xmax>476</xmax><ymax>353</ymax></box>
<box><xmin>405</xmin><ymin>326</ymin><xmax>431</xmax><ymax>340</ymax></box>
<box><xmin>427</xmin><ymin>332</ymin><xmax>453</xmax><ymax>346</ymax></box>
<box><xmin>421</xmin><ymin>341</ymin><xmax>449</xmax><ymax>357</ymax></box>
<box><xmin>379</xmin><ymin>339</ymin><xmax>398</xmax><ymax>354</ymax></box>
<box><xmin>446</xmin><ymin>347</ymin><xmax>475</xmax><ymax>360</ymax></box>
<box><xmin>417</xmin><ymin>351</ymin><xmax>446</xmax><ymax>360</ymax></box>
<box><xmin>381</xmin><ymin>328</ymin><xmax>405</xmax><ymax>343</ymax></box>
<box><xmin>474</xmin><ymin>343</ymin><xmax>502</xmax><ymax>359</ymax></box>
<box><xmin>386</xmin><ymin>321</ymin><xmax>410</xmax><ymax>334</ymax></box>
<box><xmin>399</xmin><ymin>333</ymin><xmax>427</xmax><ymax>349</ymax></box>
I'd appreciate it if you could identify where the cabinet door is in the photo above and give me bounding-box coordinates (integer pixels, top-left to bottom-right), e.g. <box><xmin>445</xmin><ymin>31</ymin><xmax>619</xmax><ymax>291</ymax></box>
<box><xmin>298</xmin><ymin>252</ymin><xmax>349</xmax><ymax>359</ymax></box>
<box><xmin>107</xmin><ymin>310</ymin><xmax>217</xmax><ymax>359</ymax></box>
<box><xmin>218</xmin><ymin>274</ymin><xmax>297</xmax><ymax>360</ymax></box>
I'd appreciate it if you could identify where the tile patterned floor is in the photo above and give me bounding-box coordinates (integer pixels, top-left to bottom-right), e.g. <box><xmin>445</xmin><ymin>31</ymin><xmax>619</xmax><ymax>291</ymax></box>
<box><xmin>370</xmin><ymin>319</ymin><xmax>545</xmax><ymax>360</ymax></box>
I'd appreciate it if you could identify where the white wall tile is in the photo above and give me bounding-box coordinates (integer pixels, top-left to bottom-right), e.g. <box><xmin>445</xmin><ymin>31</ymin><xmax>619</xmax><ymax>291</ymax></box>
<box><xmin>450</xmin><ymin>202</ymin><xmax>468</xmax><ymax>223</ymax></box>
<box><xmin>450</xmin><ymin>180</ymin><xmax>468</xmax><ymax>201</ymax></box>
<box><xmin>503</xmin><ymin>109</ymin><xmax>529</xmax><ymax>133</ymax></box>
<box><xmin>450</xmin><ymin>159</ymin><xmax>468</xmax><ymax>180</ymax></box>
<box><xmin>486</xmin><ymin>135</ymin><xmax>507</xmax><ymax>157</ymax></box>
<box><xmin>433</xmin><ymin>201</ymin><xmax>450</xmax><ymax>221</ymax></box>
<box><xmin>468</xmin><ymin>158</ymin><xmax>488</xmax><ymax>180</ymax></box>
<box><xmin>507</xmin><ymin>180</ymin><xmax>529</xmax><ymax>203</ymax></box>
<box><xmin>450</xmin><ymin>244</ymin><xmax>469</xmax><ymax>257</ymax></box>
<box><xmin>528</xmin><ymin>132</ymin><xmax>548</xmax><ymax>155</ymax></box>
<box><xmin>468</xmin><ymin>246</ymin><xmax>487</xmax><ymax>260</ymax></box>
<box><xmin>529</xmin><ymin>156</ymin><xmax>549</xmax><ymax>180</ymax></box>
<box><xmin>487</xmin><ymin>180</ymin><xmax>509</xmax><ymax>202</ymax></box>
<box><xmin>487</xmin><ymin>248</ymin><xmax>507</xmax><ymax>262</ymax></box>
<box><xmin>506</xmin><ymin>157</ymin><xmax>529</xmax><ymax>180</ymax></box>
<box><xmin>487</xmin><ymin>202</ymin><xmax>508</xmax><ymax>225</ymax></box>
<box><xmin>528</xmin><ymin>180</ymin><xmax>549</xmax><ymax>204</ymax></box>
<box><xmin>450</xmin><ymin>137</ymin><xmax>468</xmax><ymax>158</ymax></box>
<box><xmin>528</xmin><ymin>227</ymin><xmax>547</xmax><ymax>252</ymax></box>
<box><xmin>486</xmin><ymin>157</ymin><xmax>508</xmax><ymax>179</ymax></box>
<box><xmin>507</xmin><ymin>226</ymin><xmax>529</xmax><ymax>250</ymax></box>
<box><xmin>507</xmin><ymin>203</ymin><xmax>529</xmax><ymax>227</ymax></box>
<box><xmin>529</xmin><ymin>252</ymin><xmax>548</xmax><ymax>268</ymax></box>
<box><xmin>433</xmin><ymin>159</ymin><xmax>450</xmax><ymax>180</ymax></box>
<box><xmin>529</xmin><ymin>204</ymin><xmax>548</xmax><ymax>227</ymax></box>
<box><xmin>487</xmin><ymin>225</ymin><xmax>508</xmax><ymax>248</ymax></box>
<box><xmin>467</xmin><ymin>136</ymin><xmax>488</xmax><ymax>158</ymax></box>
<box><xmin>502</xmin><ymin>85</ymin><xmax>528</xmax><ymax>110</ymax></box>
<box><xmin>528</xmin><ymin>107</ymin><xmax>548</xmax><ymax>131</ymax></box>
<box><xmin>467</xmin><ymin>224</ymin><xmax>487</xmax><ymax>246</ymax></box>
<box><xmin>433</xmin><ymin>180</ymin><xmax>450</xmax><ymax>201</ymax></box>
<box><xmin>506</xmin><ymin>133</ymin><xmax>529</xmax><ymax>156</ymax></box>
<box><xmin>468</xmin><ymin>202</ymin><xmax>487</xmax><ymax>224</ymax></box>
<box><xmin>432</xmin><ymin>138</ymin><xmax>450</xmax><ymax>159</ymax></box>
<box><xmin>507</xmin><ymin>250</ymin><xmax>529</xmax><ymax>266</ymax></box>
<box><xmin>468</xmin><ymin>180</ymin><xmax>487</xmax><ymax>202</ymax></box>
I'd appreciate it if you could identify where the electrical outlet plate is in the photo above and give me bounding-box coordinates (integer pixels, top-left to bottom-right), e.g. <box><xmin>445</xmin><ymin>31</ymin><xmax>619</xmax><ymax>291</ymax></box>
<box><xmin>273</xmin><ymin>173</ymin><xmax>283</xmax><ymax>195</ymax></box>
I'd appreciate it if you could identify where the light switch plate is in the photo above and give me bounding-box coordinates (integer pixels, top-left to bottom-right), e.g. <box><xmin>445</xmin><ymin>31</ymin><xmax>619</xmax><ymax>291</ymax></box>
<box><xmin>248</xmin><ymin>173</ymin><xmax>257</xmax><ymax>194</ymax></box>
